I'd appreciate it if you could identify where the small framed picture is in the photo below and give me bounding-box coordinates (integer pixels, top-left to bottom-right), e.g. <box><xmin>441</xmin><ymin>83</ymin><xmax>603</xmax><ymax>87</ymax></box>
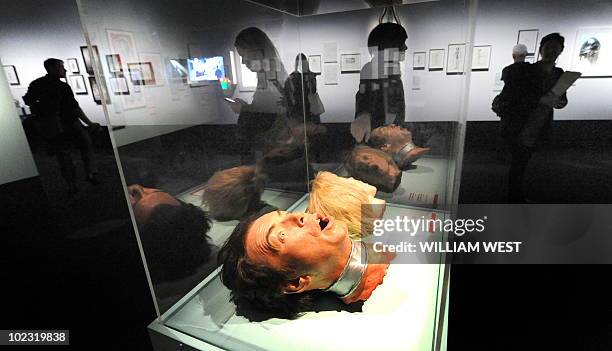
<box><xmin>66</xmin><ymin>58</ymin><xmax>80</xmax><ymax>73</ymax></box>
<box><xmin>128</xmin><ymin>62</ymin><xmax>156</xmax><ymax>86</ymax></box>
<box><xmin>68</xmin><ymin>75</ymin><xmax>88</xmax><ymax>94</ymax></box>
<box><xmin>447</xmin><ymin>43</ymin><xmax>466</xmax><ymax>75</ymax></box>
<box><xmin>3</xmin><ymin>65</ymin><xmax>20</xmax><ymax>85</ymax></box>
<box><xmin>340</xmin><ymin>53</ymin><xmax>361</xmax><ymax>73</ymax></box>
<box><xmin>517</xmin><ymin>29</ymin><xmax>539</xmax><ymax>56</ymax></box>
<box><xmin>308</xmin><ymin>55</ymin><xmax>322</xmax><ymax>74</ymax></box>
<box><xmin>428</xmin><ymin>49</ymin><xmax>445</xmax><ymax>71</ymax></box>
<box><xmin>106</xmin><ymin>54</ymin><xmax>123</xmax><ymax>73</ymax></box>
<box><xmin>472</xmin><ymin>45</ymin><xmax>492</xmax><ymax>71</ymax></box>
<box><xmin>88</xmin><ymin>77</ymin><xmax>111</xmax><ymax>105</ymax></box>
<box><xmin>413</xmin><ymin>52</ymin><xmax>426</xmax><ymax>70</ymax></box>
<box><xmin>80</xmin><ymin>45</ymin><xmax>101</xmax><ymax>75</ymax></box>
<box><xmin>109</xmin><ymin>76</ymin><xmax>130</xmax><ymax>95</ymax></box>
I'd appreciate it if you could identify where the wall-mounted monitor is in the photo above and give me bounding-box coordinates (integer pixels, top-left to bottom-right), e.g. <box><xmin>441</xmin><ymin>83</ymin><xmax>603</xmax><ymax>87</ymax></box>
<box><xmin>187</xmin><ymin>56</ymin><xmax>225</xmax><ymax>84</ymax></box>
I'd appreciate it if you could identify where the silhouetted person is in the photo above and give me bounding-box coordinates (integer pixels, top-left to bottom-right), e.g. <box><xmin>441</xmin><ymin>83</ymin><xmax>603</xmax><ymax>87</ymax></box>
<box><xmin>500</xmin><ymin>33</ymin><xmax>568</xmax><ymax>203</ymax></box>
<box><xmin>351</xmin><ymin>22</ymin><xmax>408</xmax><ymax>143</ymax></box>
<box><xmin>495</xmin><ymin>44</ymin><xmax>535</xmax><ymax>134</ymax></box>
<box><xmin>228</xmin><ymin>27</ymin><xmax>288</xmax><ymax>164</ymax></box>
<box><xmin>23</xmin><ymin>58</ymin><xmax>100</xmax><ymax>194</ymax></box>
<box><xmin>284</xmin><ymin>53</ymin><xmax>321</xmax><ymax>123</ymax></box>
<box><xmin>284</xmin><ymin>53</ymin><xmax>327</xmax><ymax>161</ymax></box>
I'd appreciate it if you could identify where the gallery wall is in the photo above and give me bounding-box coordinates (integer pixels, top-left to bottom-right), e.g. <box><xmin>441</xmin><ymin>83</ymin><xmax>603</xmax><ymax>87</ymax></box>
<box><xmin>293</xmin><ymin>0</ymin><xmax>471</xmax><ymax>123</ymax></box>
<box><xmin>0</xmin><ymin>58</ymin><xmax>38</xmax><ymax>185</ymax></box>
<box><xmin>0</xmin><ymin>0</ymin><xmax>610</xmax><ymax>149</ymax></box>
<box><xmin>297</xmin><ymin>0</ymin><xmax>612</xmax><ymax>122</ymax></box>
<box><xmin>76</xmin><ymin>0</ymin><xmax>302</xmax><ymax>145</ymax></box>
<box><xmin>469</xmin><ymin>0</ymin><xmax>612</xmax><ymax>121</ymax></box>
<box><xmin>0</xmin><ymin>0</ymin><xmax>106</xmax><ymax>125</ymax></box>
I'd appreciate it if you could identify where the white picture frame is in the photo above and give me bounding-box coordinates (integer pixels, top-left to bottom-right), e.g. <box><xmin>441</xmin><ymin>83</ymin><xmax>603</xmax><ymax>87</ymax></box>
<box><xmin>110</xmin><ymin>77</ymin><xmax>130</xmax><ymax>95</ymax></box>
<box><xmin>122</xmin><ymin>85</ymin><xmax>146</xmax><ymax>110</ymax></box>
<box><xmin>493</xmin><ymin>71</ymin><xmax>504</xmax><ymax>91</ymax></box>
<box><xmin>446</xmin><ymin>43</ymin><xmax>466</xmax><ymax>75</ymax></box>
<box><xmin>68</xmin><ymin>75</ymin><xmax>87</xmax><ymax>94</ymax></box>
<box><xmin>340</xmin><ymin>53</ymin><xmax>361</xmax><ymax>73</ymax></box>
<box><xmin>308</xmin><ymin>55</ymin><xmax>321</xmax><ymax>74</ymax></box>
<box><xmin>428</xmin><ymin>49</ymin><xmax>445</xmax><ymax>71</ymax></box>
<box><xmin>128</xmin><ymin>62</ymin><xmax>156</xmax><ymax>86</ymax></box>
<box><xmin>517</xmin><ymin>29</ymin><xmax>539</xmax><ymax>56</ymax></box>
<box><xmin>107</xmin><ymin>30</ymin><xmax>138</xmax><ymax>66</ymax></box>
<box><xmin>411</xmin><ymin>75</ymin><xmax>422</xmax><ymax>90</ymax></box>
<box><xmin>106</xmin><ymin>54</ymin><xmax>123</xmax><ymax>73</ymax></box>
<box><xmin>323</xmin><ymin>42</ymin><xmax>338</xmax><ymax>63</ymax></box>
<box><xmin>413</xmin><ymin>52</ymin><xmax>426</xmax><ymax>70</ymax></box>
<box><xmin>66</xmin><ymin>58</ymin><xmax>80</xmax><ymax>73</ymax></box>
<box><xmin>139</xmin><ymin>53</ymin><xmax>165</xmax><ymax>86</ymax></box>
<box><xmin>80</xmin><ymin>45</ymin><xmax>101</xmax><ymax>75</ymax></box>
<box><xmin>472</xmin><ymin>45</ymin><xmax>492</xmax><ymax>71</ymax></box>
<box><xmin>571</xmin><ymin>27</ymin><xmax>612</xmax><ymax>77</ymax></box>
<box><xmin>106</xmin><ymin>29</ymin><xmax>144</xmax><ymax>110</ymax></box>
<box><xmin>3</xmin><ymin>65</ymin><xmax>20</xmax><ymax>85</ymax></box>
<box><xmin>88</xmin><ymin>76</ymin><xmax>111</xmax><ymax>105</ymax></box>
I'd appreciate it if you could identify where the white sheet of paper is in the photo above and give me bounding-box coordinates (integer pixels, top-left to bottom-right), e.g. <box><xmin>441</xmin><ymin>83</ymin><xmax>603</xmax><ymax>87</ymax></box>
<box><xmin>323</xmin><ymin>42</ymin><xmax>338</xmax><ymax>63</ymax></box>
<box><xmin>551</xmin><ymin>71</ymin><xmax>581</xmax><ymax>96</ymax></box>
<box><xmin>323</xmin><ymin>63</ymin><xmax>339</xmax><ymax>85</ymax></box>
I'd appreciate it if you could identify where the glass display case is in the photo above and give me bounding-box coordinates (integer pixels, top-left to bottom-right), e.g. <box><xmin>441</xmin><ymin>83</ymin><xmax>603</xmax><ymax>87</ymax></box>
<box><xmin>76</xmin><ymin>0</ymin><xmax>474</xmax><ymax>349</ymax></box>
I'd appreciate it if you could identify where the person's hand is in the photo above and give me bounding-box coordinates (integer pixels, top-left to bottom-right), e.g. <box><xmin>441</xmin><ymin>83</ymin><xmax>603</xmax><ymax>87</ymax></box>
<box><xmin>89</xmin><ymin>122</ymin><xmax>101</xmax><ymax>132</ymax></box>
<box><xmin>229</xmin><ymin>98</ymin><xmax>247</xmax><ymax>114</ymax></box>
<box><xmin>538</xmin><ymin>92</ymin><xmax>560</xmax><ymax>108</ymax></box>
<box><xmin>351</xmin><ymin>114</ymin><xmax>372</xmax><ymax>143</ymax></box>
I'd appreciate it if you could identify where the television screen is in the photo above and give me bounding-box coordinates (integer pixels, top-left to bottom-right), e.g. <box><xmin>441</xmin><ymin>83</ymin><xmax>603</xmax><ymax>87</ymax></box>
<box><xmin>187</xmin><ymin>56</ymin><xmax>225</xmax><ymax>82</ymax></box>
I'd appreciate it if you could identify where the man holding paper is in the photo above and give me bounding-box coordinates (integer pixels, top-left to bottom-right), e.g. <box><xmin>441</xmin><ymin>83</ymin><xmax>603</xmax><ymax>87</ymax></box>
<box><xmin>508</xmin><ymin>33</ymin><xmax>580</xmax><ymax>203</ymax></box>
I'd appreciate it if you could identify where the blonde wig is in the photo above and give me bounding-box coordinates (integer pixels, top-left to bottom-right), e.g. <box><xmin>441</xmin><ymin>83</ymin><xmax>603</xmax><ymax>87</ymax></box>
<box><xmin>307</xmin><ymin>171</ymin><xmax>379</xmax><ymax>239</ymax></box>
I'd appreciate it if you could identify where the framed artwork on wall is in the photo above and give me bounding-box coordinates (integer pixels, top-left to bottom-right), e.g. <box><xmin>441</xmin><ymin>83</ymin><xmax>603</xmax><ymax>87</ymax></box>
<box><xmin>446</xmin><ymin>43</ymin><xmax>466</xmax><ymax>75</ymax></box>
<box><xmin>168</xmin><ymin>58</ymin><xmax>189</xmax><ymax>84</ymax></box>
<box><xmin>80</xmin><ymin>45</ymin><xmax>101</xmax><ymax>75</ymax></box>
<box><xmin>107</xmin><ymin>30</ymin><xmax>138</xmax><ymax>67</ymax></box>
<box><xmin>517</xmin><ymin>29</ymin><xmax>539</xmax><ymax>56</ymax></box>
<box><xmin>340</xmin><ymin>53</ymin><xmax>361</xmax><ymax>73</ymax></box>
<box><xmin>308</xmin><ymin>55</ymin><xmax>322</xmax><ymax>74</ymax></box>
<box><xmin>413</xmin><ymin>52</ymin><xmax>426</xmax><ymax>70</ymax></box>
<box><xmin>122</xmin><ymin>85</ymin><xmax>146</xmax><ymax>110</ymax></box>
<box><xmin>89</xmin><ymin>77</ymin><xmax>101</xmax><ymax>104</ymax></box>
<box><xmin>571</xmin><ymin>27</ymin><xmax>612</xmax><ymax>77</ymax></box>
<box><xmin>139</xmin><ymin>53</ymin><xmax>165</xmax><ymax>86</ymax></box>
<box><xmin>128</xmin><ymin>62</ymin><xmax>156</xmax><ymax>86</ymax></box>
<box><xmin>106</xmin><ymin>54</ymin><xmax>123</xmax><ymax>73</ymax></box>
<box><xmin>428</xmin><ymin>49</ymin><xmax>444</xmax><ymax>71</ymax></box>
<box><xmin>323</xmin><ymin>42</ymin><xmax>338</xmax><ymax>63</ymax></box>
<box><xmin>109</xmin><ymin>77</ymin><xmax>130</xmax><ymax>95</ymax></box>
<box><xmin>88</xmin><ymin>77</ymin><xmax>111</xmax><ymax>105</ymax></box>
<box><xmin>66</xmin><ymin>58</ymin><xmax>80</xmax><ymax>73</ymax></box>
<box><xmin>472</xmin><ymin>45</ymin><xmax>492</xmax><ymax>71</ymax></box>
<box><xmin>68</xmin><ymin>75</ymin><xmax>87</xmax><ymax>94</ymax></box>
<box><xmin>323</xmin><ymin>63</ymin><xmax>339</xmax><ymax>85</ymax></box>
<box><xmin>3</xmin><ymin>65</ymin><xmax>20</xmax><ymax>85</ymax></box>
